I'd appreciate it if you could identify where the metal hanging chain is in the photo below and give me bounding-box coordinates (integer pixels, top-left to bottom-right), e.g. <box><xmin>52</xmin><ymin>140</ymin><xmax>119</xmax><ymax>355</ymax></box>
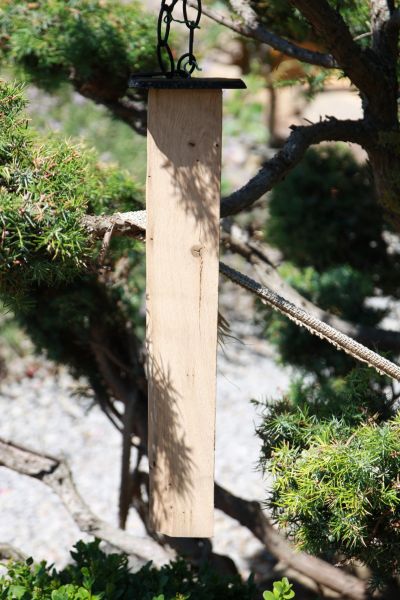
<box><xmin>157</xmin><ymin>0</ymin><xmax>202</xmax><ymax>78</ymax></box>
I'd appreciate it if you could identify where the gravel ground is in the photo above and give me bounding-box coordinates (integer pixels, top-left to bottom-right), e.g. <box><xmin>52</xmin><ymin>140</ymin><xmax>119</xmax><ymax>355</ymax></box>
<box><xmin>0</xmin><ymin>284</ymin><xmax>290</xmax><ymax>577</ymax></box>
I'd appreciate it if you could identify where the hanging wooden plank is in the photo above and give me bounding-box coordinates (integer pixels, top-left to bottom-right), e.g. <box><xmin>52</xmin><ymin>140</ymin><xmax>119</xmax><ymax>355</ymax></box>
<box><xmin>146</xmin><ymin>89</ymin><xmax>222</xmax><ymax>537</ymax></box>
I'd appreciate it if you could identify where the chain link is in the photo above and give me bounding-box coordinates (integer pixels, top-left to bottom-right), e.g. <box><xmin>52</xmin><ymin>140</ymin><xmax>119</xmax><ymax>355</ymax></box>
<box><xmin>157</xmin><ymin>0</ymin><xmax>202</xmax><ymax>78</ymax></box>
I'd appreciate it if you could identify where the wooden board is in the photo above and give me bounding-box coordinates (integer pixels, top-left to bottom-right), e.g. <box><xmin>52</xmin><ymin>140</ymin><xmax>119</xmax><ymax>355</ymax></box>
<box><xmin>146</xmin><ymin>89</ymin><xmax>222</xmax><ymax>537</ymax></box>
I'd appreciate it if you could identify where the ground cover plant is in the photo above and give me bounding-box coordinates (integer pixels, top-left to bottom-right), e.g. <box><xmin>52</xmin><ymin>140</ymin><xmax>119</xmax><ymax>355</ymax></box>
<box><xmin>0</xmin><ymin>541</ymin><xmax>254</xmax><ymax>600</ymax></box>
<box><xmin>0</xmin><ymin>541</ymin><xmax>295</xmax><ymax>600</ymax></box>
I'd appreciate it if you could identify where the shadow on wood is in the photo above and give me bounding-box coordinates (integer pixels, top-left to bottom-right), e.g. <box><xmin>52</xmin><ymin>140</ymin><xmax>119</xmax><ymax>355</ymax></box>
<box><xmin>146</xmin><ymin>89</ymin><xmax>222</xmax><ymax>537</ymax></box>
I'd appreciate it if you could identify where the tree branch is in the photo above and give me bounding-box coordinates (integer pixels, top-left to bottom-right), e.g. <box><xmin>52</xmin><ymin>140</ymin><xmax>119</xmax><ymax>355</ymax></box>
<box><xmin>83</xmin><ymin>209</ymin><xmax>400</xmax><ymax>379</ymax></box>
<box><xmin>0</xmin><ymin>544</ymin><xmax>27</xmax><ymax>561</ymax></box>
<box><xmin>289</xmin><ymin>0</ymin><xmax>386</xmax><ymax>104</ymax></box>
<box><xmin>222</xmin><ymin>223</ymin><xmax>400</xmax><ymax>353</ymax></box>
<box><xmin>214</xmin><ymin>484</ymin><xmax>368</xmax><ymax>600</ymax></box>
<box><xmin>220</xmin><ymin>261</ymin><xmax>400</xmax><ymax>381</ymax></box>
<box><xmin>0</xmin><ymin>438</ymin><xmax>172</xmax><ymax>567</ymax></box>
<box><xmin>221</xmin><ymin>118</ymin><xmax>369</xmax><ymax>217</ymax></box>
<box><xmin>1</xmin><ymin>434</ymin><xmax>367</xmax><ymax>597</ymax></box>
<box><xmin>84</xmin><ymin>121</ymin><xmax>368</xmax><ymax>225</ymax></box>
<box><xmin>188</xmin><ymin>0</ymin><xmax>336</xmax><ymax>68</ymax></box>
<box><xmin>370</xmin><ymin>0</ymin><xmax>399</xmax><ymax>68</ymax></box>
<box><xmin>82</xmin><ymin>211</ymin><xmax>146</xmax><ymax>241</ymax></box>
<box><xmin>99</xmin><ymin>96</ymin><xmax>147</xmax><ymax>137</ymax></box>
<box><xmin>73</xmin><ymin>83</ymin><xmax>147</xmax><ymax>136</ymax></box>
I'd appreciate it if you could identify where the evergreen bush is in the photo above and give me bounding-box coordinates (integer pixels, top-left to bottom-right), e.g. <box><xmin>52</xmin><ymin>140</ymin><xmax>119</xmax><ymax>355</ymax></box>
<box><xmin>257</xmin><ymin>368</ymin><xmax>400</xmax><ymax>583</ymax></box>
<box><xmin>0</xmin><ymin>0</ymin><xmax>155</xmax><ymax>92</ymax></box>
<box><xmin>0</xmin><ymin>79</ymin><xmax>143</xmax><ymax>309</ymax></box>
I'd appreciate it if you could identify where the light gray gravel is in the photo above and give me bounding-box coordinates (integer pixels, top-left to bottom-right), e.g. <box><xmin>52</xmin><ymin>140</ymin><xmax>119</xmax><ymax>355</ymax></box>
<box><xmin>0</xmin><ymin>284</ymin><xmax>290</xmax><ymax>576</ymax></box>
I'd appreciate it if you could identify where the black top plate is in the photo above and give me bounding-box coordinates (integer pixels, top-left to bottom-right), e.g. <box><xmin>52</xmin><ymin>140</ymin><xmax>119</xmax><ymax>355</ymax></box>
<box><xmin>129</xmin><ymin>76</ymin><xmax>246</xmax><ymax>90</ymax></box>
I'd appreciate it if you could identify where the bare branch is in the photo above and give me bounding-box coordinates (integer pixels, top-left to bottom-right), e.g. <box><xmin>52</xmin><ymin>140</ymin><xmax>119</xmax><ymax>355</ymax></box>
<box><xmin>289</xmin><ymin>0</ymin><xmax>385</xmax><ymax>100</ymax></box>
<box><xmin>214</xmin><ymin>484</ymin><xmax>368</xmax><ymax>600</ymax></box>
<box><xmin>119</xmin><ymin>393</ymin><xmax>136</xmax><ymax>530</ymax></box>
<box><xmin>98</xmin><ymin>224</ymin><xmax>115</xmax><ymax>265</ymax></box>
<box><xmin>188</xmin><ymin>0</ymin><xmax>336</xmax><ymax>68</ymax></box>
<box><xmin>0</xmin><ymin>544</ymin><xmax>27</xmax><ymax>561</ymax></box>
<box><xmin>221</xmin><ymin>118</ymin><xmax>369</xmax><ymax>217</ymax></box>
<box><xmin>219</xmin><ymin>261</ymin><xmax>400</xmax><ymax>381</ymax></box>
<box><xmin>0</xmin><ymin>438</ymin><xmax>172</xmax><ymax>567</ymax></box>
<box><xmin>84</xmin><ymin>122</ymin><xmax>368</xmax><ymax>226</ymax></box>
<box><xmin>82</xmin><ymin>211</ymin><xmax>146</xmax><ymax>241</ymax></box>
<box><xmin>222</xmin><ymin>223</ymin><xmax>400</xmax><ymax>353</ymax></box>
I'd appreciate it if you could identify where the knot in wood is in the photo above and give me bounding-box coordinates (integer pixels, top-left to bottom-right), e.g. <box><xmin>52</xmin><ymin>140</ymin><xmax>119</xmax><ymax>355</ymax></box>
<box><xmin>191</xmin><ymin>244</ymin><xmax>203</xmax><ymax>257</ymax></box>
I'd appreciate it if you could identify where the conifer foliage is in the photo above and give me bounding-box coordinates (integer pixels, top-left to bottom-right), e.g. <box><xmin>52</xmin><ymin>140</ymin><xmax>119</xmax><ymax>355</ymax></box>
<box><xmin>0</xmin><ymin>80</ymin><xmax>142</xmax><ymax>307</ymax></box>
<box><xmin>257</xmin><ymin>369</ymin><xmax>400</xmax><ymax>582</ymax></box>
<box><xmin>0</xmin><ymin>0</ymin><xmax>155</xmax><ymax>92</ymax></box>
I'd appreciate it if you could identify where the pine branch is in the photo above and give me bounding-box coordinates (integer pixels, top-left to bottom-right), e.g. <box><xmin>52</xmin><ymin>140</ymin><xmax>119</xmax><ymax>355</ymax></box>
<box><xmin>219</xmin><ymin>261</ymin><xmax>400</xmax><ymax>381</ymax></box>
<box><xmin>221</xmin><ymin>222</ymin><xmax>400</xmax><ymax>353</ymax></box>
<box><xmin>220</xmin><ymin>119</ymin><xmax>369</xmax><ymax>217</ymax></box>
<box><xmin>289</xmin><ymin>0</ymin><xmax>394</xmax><ymax>122</ymax></box>
<box><xmin>0</xmin><ymin>1</ymin><xmax>153</xmax><ymax>136</ymax></box>
<box><xmin>188</xmin><ymin>0</ymin><xmax>336</xmax><ymax>68</ymax></box>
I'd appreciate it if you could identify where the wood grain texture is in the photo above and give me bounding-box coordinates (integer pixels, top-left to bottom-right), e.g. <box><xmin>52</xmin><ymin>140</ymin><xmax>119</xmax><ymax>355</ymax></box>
<box><xmin>146</xmin><ymin>89</ymin><xmax>222</xmax><ymax>537</ymax></box>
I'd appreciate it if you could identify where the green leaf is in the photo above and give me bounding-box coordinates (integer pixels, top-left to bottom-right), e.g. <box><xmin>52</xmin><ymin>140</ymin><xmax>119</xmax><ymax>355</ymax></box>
<box><xmin>75</xmin><ymin>587</ymin><xmax>91</xmax><ymax>600</ymax></box>
<box><xmin>274</xmin><ymin>581</ymin><xmax>283</xmax><ymax>592</ymax></box>
<box><xmin>8</xmin><ymin>585</ymin><xmax>26</xmax><ymax>600</ymax></box>
<box><xmin>263</xmin><ymin>592</ymin><xmax>276</xmax><ymax>600</ymax></box>
<box><xmin>51</xmin><ymin>589</ymin><xmax>69</xmax><ymax>600</ymax></box>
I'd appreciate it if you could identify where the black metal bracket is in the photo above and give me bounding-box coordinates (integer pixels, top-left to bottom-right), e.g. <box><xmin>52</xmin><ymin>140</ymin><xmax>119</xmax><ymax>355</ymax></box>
<box><xmin>129</xmin><ymin>76</ymin><xmax>246</xmax><ymax>90</ymax></box>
